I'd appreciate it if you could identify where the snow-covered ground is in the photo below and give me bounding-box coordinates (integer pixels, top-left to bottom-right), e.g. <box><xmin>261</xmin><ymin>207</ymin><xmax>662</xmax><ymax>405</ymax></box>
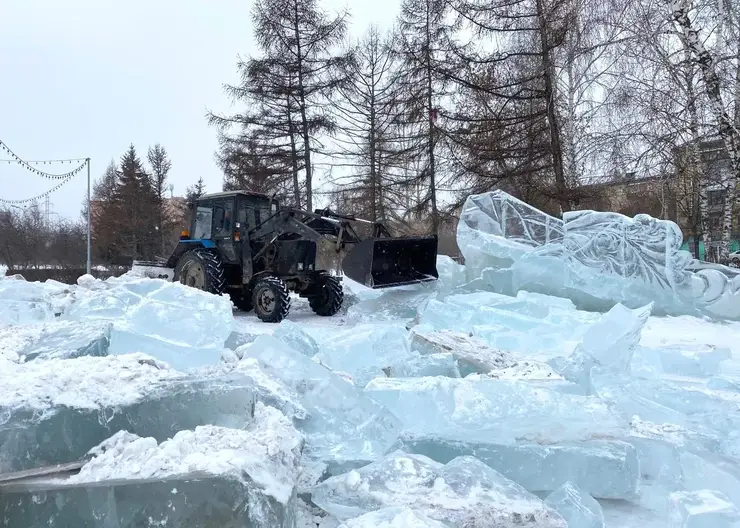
<box><xmin>2</xmin><ymin>261</ymin><xmax>740</xmax><ymax>527</ymax></box>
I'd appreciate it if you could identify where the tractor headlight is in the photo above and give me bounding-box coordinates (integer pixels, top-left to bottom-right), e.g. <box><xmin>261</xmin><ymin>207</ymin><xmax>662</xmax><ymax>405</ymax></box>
<box><xmin>297</xmin><ymin>262</ymin><xmax>304</xmax><ymax>271</ymax></box>
<box><xmin>308</xmin><ymin>263</ymin><xmax>314</xmax><ymax>270</ymax></box>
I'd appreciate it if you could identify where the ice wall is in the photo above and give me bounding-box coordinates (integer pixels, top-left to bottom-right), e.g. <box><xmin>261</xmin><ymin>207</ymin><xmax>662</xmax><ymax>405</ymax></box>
<box><xmin>457</xmin><ymin>190</ymin><xmax>740</xmax><ymax>320</ymax></box>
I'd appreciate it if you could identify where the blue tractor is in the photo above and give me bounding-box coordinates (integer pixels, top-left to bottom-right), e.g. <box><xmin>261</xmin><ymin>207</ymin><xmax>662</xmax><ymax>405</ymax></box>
<box><xmin>133</xmin><ymin>190</ymin><xmax>439</xmax><ymax>323</ymax></box>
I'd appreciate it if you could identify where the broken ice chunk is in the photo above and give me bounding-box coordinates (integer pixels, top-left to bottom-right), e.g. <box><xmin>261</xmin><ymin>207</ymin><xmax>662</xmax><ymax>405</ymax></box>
<box><xmin>0</xmin><ymin>354</ymin><xmax>256</xmax><ymax>473</ymax></box>
<box><xmin>315</xmin><ymin>324</ymin><xmax>455</xmax><ymax>385</ymax></box>
<box><xmin>396</xmin><ymin>437</ymin><xmax>639</xmax><ymax>499</ymax></box>
<box><xmin>273</xmin><ymin>319</ymin><xmax>320</xmax><ymax>357</ymax></box>
<box><xmin>552</xmin><ymin>303</ymin><xmax>652</xmax><ymax>390</ymax></box>
<box><xmin>311</xmin><ymin>451</ymin><xmax>566</xmax><ymax>527</ymax></box>
<box><xmin>239</xmin><ymin>335</ymin><xmax>401</xmax><ymax>471</ymax></box>
<box><xmin>63</xmin><ymin>277</ymin><xmax>233</xmax><ymax>370</ymax></box>
<box><xmin>669</xmin><ymin>489</ymin><xmax>740</xmax><ymax>528</ymax></box>
<box><xmin>409</xmin><ymin>326</ymin><xmax>516</xmax><ymax>375</ymax></box>
<box><xmin>635</xmin><ymin>344</ymin><xmax>732</xmax><ymax>378</ymax></box>
<box><xmin>364</xmin><ymin>377</ymin><xmax>628</xmax><ymax>445</ymax></box>
<box><xmin>0</xmin><ymin>276</ymin><xmax>59</xmax><ymax>325</ymax></box>
<box><xmin>338</xmin><ymin>507</ymin><xmax>451</xmax><ymax>528</ymax></box>
<box><xmin>0</xmin><ymin>320</ymin><xmax>111</xmax><ymax>363</ymax></box>
<box><xmin>0</xmin><ymin>404</ymin><xmax>303</xmax><ymax>528</ymax></box>
<box><xmin>544</xmin><ymin>482</ymin><xmax>605</xmax><ymax>528</ymax></box>
<box><xmin>346</xmin><ymin>286</ymin><xmax>436</xmax><ymax>324</ymax></box>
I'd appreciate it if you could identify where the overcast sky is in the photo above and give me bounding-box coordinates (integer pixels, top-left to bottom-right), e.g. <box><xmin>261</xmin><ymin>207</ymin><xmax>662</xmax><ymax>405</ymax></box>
<box><xmin>0</xmin><ymin>0</ymin><xmax>398</xmax><ymax>219</ymax></box>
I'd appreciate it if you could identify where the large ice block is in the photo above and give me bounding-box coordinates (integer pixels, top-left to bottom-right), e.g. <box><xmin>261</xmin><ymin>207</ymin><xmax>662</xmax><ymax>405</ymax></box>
<box><xmin>310</xmin><ymin>451</ymin><xmax>567</xmax><ymax>527</ymax></box>
<box><xmin>0</xmin><ymin>320</ymin><xmax>111</xmax><ymax>363</ymax></box>
<box><xmin>346</xmin><ymin>286</ymin><xmax>437</xmax><ymax>324</ymax></box>
<box><xmin>0</xmin><ymin>404</ymin><xmax>303</xmax><ymax>528</ymax></box>
<box><xmin>395</xmin><ymin>436</ymin><xmax>639</xmax><ymax>499</ymax></box>
<box><xmin>237</xmin><ymin>335</ymin><xmax>401</xmax><ymax>471</ymax></box>
<box><xmin>0</xmin><ymin>275</ymin><xmax>60</xmax><ymax>326</ymax></box>
<box><xmin>364</xmin><ymin>376</ymin><xmax>628</xmax><ymax>445</ymax></box>
<box><xmin>314</xmin><ymin>323</ymin><xmax>457</xmax><ymax>386</ymax></box>
<box><xmin>273</xmin><ymin>319</ymin><xmax>320</xmax><ymax>357</ymax></box>
<box><xmin>456</xmin><ymin>190</ymin><xmax>740</xmax><ymax>320</ymax></box>
<box><xmin>544</xmin><ymin>482</ymin><xmax>606</xmax><ymax>528</ymax></box>
<box><xmin>0</xmin><ymin>354</ymin><xmax>256</xmax><ymax>473</ymax></box>
<box><xmin>409</xmin><ymin>326</ymin><xmax>517</xmax><ymax>375</ymax></box>
<box><xmin>669</xmin><ymin>489</ymin><xmax>740</xmax><ymax>528</ymax></box>
<box><xmin>62</xmin><ymin>277</ymin><xmax>233</xmax><ymax>369</ymax></box>
<box><xmin>338</xmin><ymin>507</ymin><xmax>451</xmax><ymax>528</ymax></box>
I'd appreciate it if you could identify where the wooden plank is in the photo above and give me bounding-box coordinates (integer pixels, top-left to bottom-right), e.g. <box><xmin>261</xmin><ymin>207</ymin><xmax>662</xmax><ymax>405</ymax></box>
<box><xmin>0</xmin><ymin>461</ymin><xmax>85</xmax><ymax>484</ymax></box>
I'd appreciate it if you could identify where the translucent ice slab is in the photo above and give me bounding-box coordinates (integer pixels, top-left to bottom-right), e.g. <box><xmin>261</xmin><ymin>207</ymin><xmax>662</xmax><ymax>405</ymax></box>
<box><xmin>0</xmin><ymin>404</ymin><xmax>302</xmax><ymax>528</ymax></box>
<box><xmin>0</xmin><ymin>320</ymin><xmax>111</xmax><ymax>363</ymax></box>
<box><xmin>238</xmin><ymin>335</ymin><xmax>401</xmax><ymax>471</ymax></box>
<box><xmin>364</xmin><ymin>377</ymin><xmax>628</xmax><ymax>445</ymax></box>
<box><xmin>62</xmin><ymin>277</ymin><xmax>233</xmax><ymax>369</ymax></box>
<box><xmin>669</xmin><ymin>489</ymin><xmax>740</xmax><ymax>528</ymax></box>
<box><xmin>0</xmin><ymin>275</ymin><xmax>61</xmax><ymax>326</ymax></box>
<box><xmin>315</xmin><ymin>324</ymin><xmax>457</xmax><ymax>385</ymax></box>
<box><xmin>456</xmin><ymin>190</ymin><xmax>740</xmax><ymax>320</ymax></box>
<box><xmin>0</xmin><ymin>354</ymin><xmax>256</xmax><ymax>473</ymax></box>
<box><xmin>544</xmin><ymin>482</ymin><xmax>605</xmax><ymax>528</ymax></box>
<box><xmin>395</xmin><ymin>436</ymin><xmax>639</xmax><ymax>499</ymax></box>
<box><xmin>310</xmin><ymin>451</ymin><xmax>567</xmax><ymax>527</ymax></box>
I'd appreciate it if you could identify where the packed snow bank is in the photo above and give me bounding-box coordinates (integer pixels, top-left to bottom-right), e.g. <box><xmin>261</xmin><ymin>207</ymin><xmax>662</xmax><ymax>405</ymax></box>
<box><xmin>458</xmin><ymin>190</ymin><xmax>740</xmax><ymax>320</ymax></box>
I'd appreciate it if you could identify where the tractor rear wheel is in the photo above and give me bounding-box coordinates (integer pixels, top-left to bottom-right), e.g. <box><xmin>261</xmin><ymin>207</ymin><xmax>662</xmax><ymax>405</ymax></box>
<box><xmin>309</xmin><ymin>275</ymin><xmax>344</xmax><ymax>316</ymax></box>
<box><xmin>174</xmin><ymin>249</ymin><xmax>226</xmax><ymax>295</ymax></box>
<box><xmin>252</xmin><ymin>277</ymin><xmax>291</xmax><ymax>323</ymax></box>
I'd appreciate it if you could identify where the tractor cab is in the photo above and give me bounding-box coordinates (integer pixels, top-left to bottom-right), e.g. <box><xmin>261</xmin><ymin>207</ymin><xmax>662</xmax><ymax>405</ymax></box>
<box><xmin>187</xmin><ymin>191</ymin><xmax>278</xmax><ymax>242</ymax></box>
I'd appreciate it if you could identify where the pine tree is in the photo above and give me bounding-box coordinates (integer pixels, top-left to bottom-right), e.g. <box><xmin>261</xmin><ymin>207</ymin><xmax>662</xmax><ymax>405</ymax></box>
<box><xmin>147</xmin><ymin>144</ymin><xmax>173</xmax><ymax>255</ymax></box>
<box><xmin>112</xmin><ymin>145</ymin><xmax>158</xmax><ymax>260</ymax></box>
<box><xmin>210</xmin><ymin>0</ymin><xmax>351</xmax><ymax>211</ymax></box>
<box><xmin>186</xmin><ymin>177</ymin><xmax>206</xmax><ymax>204</ymax></box>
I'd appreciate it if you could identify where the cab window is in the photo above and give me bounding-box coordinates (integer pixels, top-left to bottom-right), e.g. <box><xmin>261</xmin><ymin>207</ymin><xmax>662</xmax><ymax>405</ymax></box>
<box><xmin>213</xmin><ymin>200</ymin><xmax>234</xmax><ymax>237</ymax></box>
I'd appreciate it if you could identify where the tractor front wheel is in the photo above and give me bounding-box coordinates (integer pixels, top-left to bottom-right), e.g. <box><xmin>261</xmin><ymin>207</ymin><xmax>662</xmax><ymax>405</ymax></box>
<box><xmin>252</xmin><ymin>277</ymin><xmax>291</xmax><ymax>323</ymax></box>
<box><xmin>174</xmin><ymin>249</ymin><xmax>226</xmax><ymax>295</ymax></box>
<box><xmin>309</xmin><ymin>275</ymin><xmax>344</xmax><ymax>316</ymax></box>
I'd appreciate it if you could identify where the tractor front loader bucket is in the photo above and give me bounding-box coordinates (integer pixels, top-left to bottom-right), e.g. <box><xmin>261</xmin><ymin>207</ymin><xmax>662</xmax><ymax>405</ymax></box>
<box><xmin>131</xmin><ymin>260</ymin><xmax>175</xmax><ymax>281</ymax></box>
<box><xmin>341</xmin><ymin>235</ymin><xmax>439</xmax><ymax>289</ymax></box>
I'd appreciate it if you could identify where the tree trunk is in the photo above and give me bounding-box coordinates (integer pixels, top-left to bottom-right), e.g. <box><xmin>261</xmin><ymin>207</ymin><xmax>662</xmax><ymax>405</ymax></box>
<box><xmin>536</xmin><ymin>0</ymin><xmax>569</xmax><ymax>213</ymax></box>
<box><xmin>293</xmin><ymin>1</ymin><xmax>313</xmax><ymax>212</ymax></box>
<box><xmin>286</xmin><ymin>95</ymin><xmax>302</xmax><ymax>209</ymax></box>
<box><xmin>673</xmin><ymin>0</ymin><xmax>740</xmax><ymax>261</ymax></box>
<box><xmin>424</xmin><ymin>2</ymin><xmax>439</xmax><ymax>234</ymax></box>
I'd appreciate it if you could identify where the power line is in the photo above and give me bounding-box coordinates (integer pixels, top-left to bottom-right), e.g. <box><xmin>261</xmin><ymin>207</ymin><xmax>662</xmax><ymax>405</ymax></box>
<box><xmin>0</xmin><ymin>139</ymin><xmax>87</xmax><ymax>179</ymax></box>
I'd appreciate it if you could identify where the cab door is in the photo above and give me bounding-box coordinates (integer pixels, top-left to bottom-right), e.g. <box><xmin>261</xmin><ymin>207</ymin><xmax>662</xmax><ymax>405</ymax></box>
<box><xmin>236</xmin><ymin>198</ymin><xmax>254</xmax><ymax>283</ymax></box>
<box><xmin>212</xmin><ymin>198</ymin><xmax>238</xmax><ymax>264</ymax></box>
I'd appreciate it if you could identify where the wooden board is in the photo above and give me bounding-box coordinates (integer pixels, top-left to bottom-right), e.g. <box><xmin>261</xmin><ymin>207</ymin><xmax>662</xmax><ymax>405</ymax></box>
<box><xmin>0</xmin><ymin>461</ymin><xmax>85</xmax><ymax>484</ymax></box>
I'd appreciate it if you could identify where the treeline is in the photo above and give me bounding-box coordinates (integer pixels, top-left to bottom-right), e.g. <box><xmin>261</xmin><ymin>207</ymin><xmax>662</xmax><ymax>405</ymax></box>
<box><xmin>91</xmin><ymin>144</ymin><xmax>188</xmax><ymax>264</ymax></box>
<box><xmin>0</xmin><ymin>207</ymin><xmax>87</xmax><ymax>271</ymax></box>
<box><xmin>207</xmin><ymin>0</ymin><xmax>740</xmax><ymax>256</ymax></box>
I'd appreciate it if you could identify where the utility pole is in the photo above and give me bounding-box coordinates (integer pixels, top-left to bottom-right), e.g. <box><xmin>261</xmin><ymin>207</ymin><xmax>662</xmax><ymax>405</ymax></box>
<box><xmin>86</xmin><ymin>158</ymin><xmax>91</xmax><ymax>275</ymax></box>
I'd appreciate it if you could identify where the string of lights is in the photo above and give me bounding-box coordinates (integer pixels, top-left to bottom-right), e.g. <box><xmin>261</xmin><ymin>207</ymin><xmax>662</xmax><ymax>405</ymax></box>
<box><xmin>0</xmin><ymin>139</ymin><xmax>87</xmax><ymax>179</ymax></box>
<box><xmin>0</xmin><ymin>157</ymin><xmax>88</xmax><ymax>164</ymax></box>
<box><xmin>0</xmin><ymin>169</ymin><xmax>82</xmax><ymax>205</ymax></box>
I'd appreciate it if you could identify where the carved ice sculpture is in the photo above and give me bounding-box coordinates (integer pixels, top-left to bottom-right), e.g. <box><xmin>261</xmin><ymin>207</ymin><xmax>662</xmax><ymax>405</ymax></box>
<box><xmin>457</xmin><ymin>190</ymin><xmax>740</xmax><ymax>320</ymax></box>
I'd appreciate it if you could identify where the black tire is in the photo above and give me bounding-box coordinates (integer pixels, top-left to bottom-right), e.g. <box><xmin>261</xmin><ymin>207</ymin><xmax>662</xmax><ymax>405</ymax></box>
<box><xmin>309</xmin><ymin>275</ymin><xmax>344</xmax><ymax>316</ymax></box>
<box><xmin>174</xmin><ymin>249</ymin><xmax>225</xmax><ymax>295</ymax></box>
<box><xmin>252</xmin><ymin>277</ymin><xmax>291</xmax><ymax>323</ymax></box>
<box><xmin>229</xmin><ymin>290</ymin><xmax>254</xmax><ymax>312</ymax></box>
<box><xmin>732</xmin><ymin>258</ymin><xmax>740</xmax><ymax>268</ymax></box>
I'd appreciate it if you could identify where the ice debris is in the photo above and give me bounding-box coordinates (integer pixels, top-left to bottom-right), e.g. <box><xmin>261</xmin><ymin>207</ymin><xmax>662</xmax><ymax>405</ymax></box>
<box><xmin>0</xmin><ymin>404</ymin><xmax>303</xmax><ymax>528</ymax></box>
<box><xmin>669</xmin><ymin>489</ymin><xmax>740</xmax><ymax>528</ymax></box>
<box><xmin>310</xmin><ymin>451</ymin><xmax>567</xmax><ymax>527</ymax></box>
<box><xmin>273</xmin><ymin>319</ymin><xmax>320</xmax><ymax>357</ymax></box>
<box><xmin>544</xmin><ymin>482</ymin><xmax>605</xmax><ymax>528</ymax></box>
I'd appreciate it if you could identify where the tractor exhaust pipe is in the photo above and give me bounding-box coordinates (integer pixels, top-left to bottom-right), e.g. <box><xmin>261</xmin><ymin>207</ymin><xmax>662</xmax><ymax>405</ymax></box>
<box><xmin>341</xmin><ymin>235</ymin><xmax>439</xmax><ymax>289</ymax></box>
